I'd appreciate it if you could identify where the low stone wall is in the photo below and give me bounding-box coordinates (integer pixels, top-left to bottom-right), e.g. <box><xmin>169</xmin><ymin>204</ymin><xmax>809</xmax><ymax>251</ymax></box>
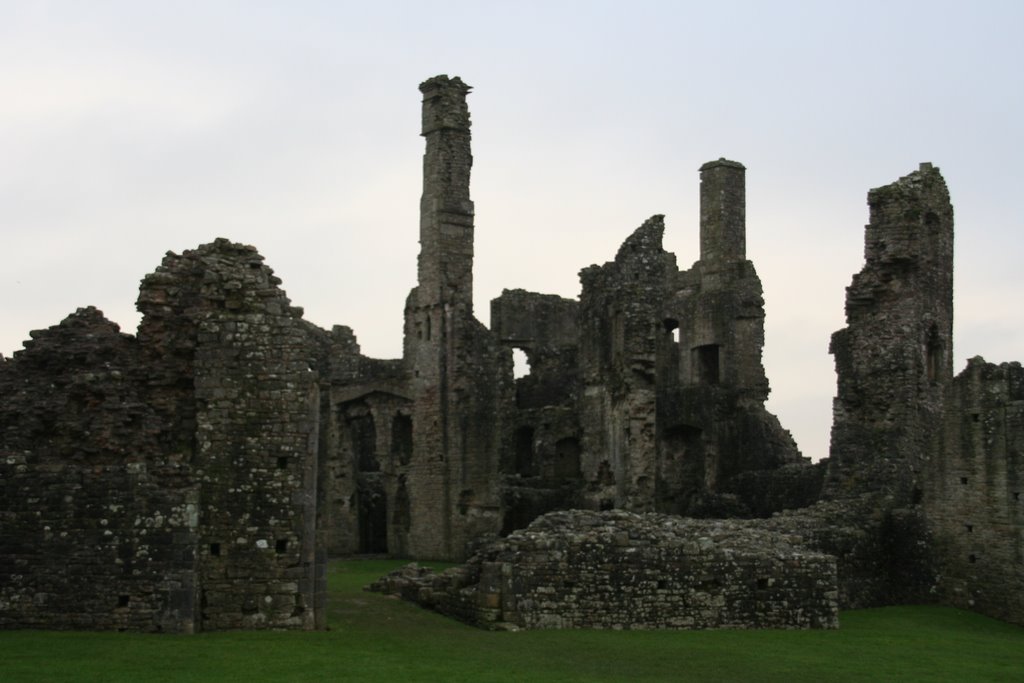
<box><xmin>369</xmin><ymin>509</ymin><xmax>838</xmax><ymax>630</ymax></box>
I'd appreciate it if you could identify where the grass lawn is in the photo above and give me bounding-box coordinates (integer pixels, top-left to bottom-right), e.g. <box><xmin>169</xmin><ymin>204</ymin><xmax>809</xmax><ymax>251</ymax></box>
<box><xmin>3</xmin><ymin>559</ymin><xmax>1023</xmax><ymax>682</ymax></box>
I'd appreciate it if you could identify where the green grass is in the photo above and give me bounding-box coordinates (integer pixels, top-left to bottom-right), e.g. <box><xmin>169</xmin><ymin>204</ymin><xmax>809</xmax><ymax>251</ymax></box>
<box><xmin>3</xmin><ymin>559</ymin><xmax>1024</xmax><ymax>682</ymax></box>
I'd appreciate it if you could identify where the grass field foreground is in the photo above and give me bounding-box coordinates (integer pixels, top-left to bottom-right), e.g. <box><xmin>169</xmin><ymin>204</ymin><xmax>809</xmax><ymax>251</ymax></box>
<box><xmin>2</xmin><ymin>559</ymin><xmax>1023</xmax><ymax>682</ymax></box>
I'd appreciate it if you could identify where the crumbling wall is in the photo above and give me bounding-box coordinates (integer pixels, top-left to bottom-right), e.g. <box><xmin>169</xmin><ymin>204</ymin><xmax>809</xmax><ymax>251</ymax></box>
<box><xmin>766</xmin><ymin>163</ymin><xmax>957</xmax><ymax>610</ymax></box>
<box><xmin>140</xmin><ymin>240</ymin><xmax>325</xmax><ymax>630</ymax></box>
<box><xmin>579</xmin><ymin>216</ymin><xmax>677</xmax><ymax>512</ymax></box>
<box><xmin>926</xmin><ymin>358</ymin><xmax>1024</xmax><ymax>625</ymax></box>
<box><xmin>577</xmin><ymin>163</ymin><xmax>805</xmax><ymax>518</ymax></box>
<box><xmin>370</xmin><ymin>510</ymin><xmax>838</xmax><ymax>630</ymax></box>
<box><xmin>491</xmin><ymin>289</ymin><xmax>579</xmax><ymax>410</ymax></box>
<box><xmin>0</xmin><ymin>308</ymin><xmax>198</xmax><ymax>632</ymax></box>
<box><xmin>1</xmin><ymin>240</ymin><xmax>327</xmax><ymax>632</ymax></box>
<box><xmin>825</xmin><ymin>163</ymin><xmax>953</xmax><ymax>502</ymax></box>
<box><xmin>490</xmin><ymin>289</ymin><xmax>582</xmax><ymax>531</ymax></box>
<box><xmin>660</xmin><ymin>159</ymin><xmax>805</xmax><ymax>516</ymax></box>
<box><xmin>314</xmin><ymin>324</ymin><xmax>414</xmax><ymax>558</ymax></box>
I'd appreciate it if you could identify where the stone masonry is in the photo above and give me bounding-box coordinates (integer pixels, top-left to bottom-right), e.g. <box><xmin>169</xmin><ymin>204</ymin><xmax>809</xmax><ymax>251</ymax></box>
<box><xmin>2</xmin><ymin>76</ymin><xmax>1023</xmax><ymax>632</ymax></box>
<box><xmin>369</xmin><ymin>510</ymin><xmax>839</xmax><ymax>631</ymax></box>
<box><xmin>1</xmin><ymin>240</ymin><xmax>326</xmax><ymax>631</ymax></box>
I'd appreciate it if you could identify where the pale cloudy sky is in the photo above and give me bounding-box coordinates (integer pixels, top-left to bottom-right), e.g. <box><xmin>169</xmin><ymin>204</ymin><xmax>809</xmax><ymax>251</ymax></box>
<box><xmin>3</xmin><ymin>1</ymin><xmax>1022</xmax><ymax>461</ymax></box>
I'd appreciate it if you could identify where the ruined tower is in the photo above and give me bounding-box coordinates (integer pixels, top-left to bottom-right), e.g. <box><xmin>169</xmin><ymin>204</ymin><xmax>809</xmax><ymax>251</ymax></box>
<box><xmin>698</xmin><ymin>158</ymin><xmax>746</xmax><ymax>265</ymax></box>
<box><xmin>826</xmin><ymin>163</ymin><xmax>954</xmax><ymax>501</ymax></box>
<box><xmin>575</xmin><ymin>159</ymin><xmax>802</xmax><ymax>518</ymax></box>
<box><xmin>403</xmin><ymin>76</ymin><xmax>504</xmax><ymax>560</ymax></box>
<box><xmin>677</xmin><ymin>158</ymin><xmax>769</xmax><ymax>401</ymax></box>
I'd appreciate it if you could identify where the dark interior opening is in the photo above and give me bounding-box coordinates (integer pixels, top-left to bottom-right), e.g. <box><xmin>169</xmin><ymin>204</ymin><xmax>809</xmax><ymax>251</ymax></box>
<box><xmin>694</xmin><ymin>344</ymin><xmax>721</xmax><ymax>384</ymax></box>
<box><xmin>663</xmin><ymin>318</ymin><xmax>680</xmax><ymax>344</ymax></box>
<box><xmin>391</xmin><ymin>414</ymin><xmax>413</xmax><ymax>466</ymax></box>
<box><xmin>514</xmin><ymin>426</ymin><xmax>536</xmax><ymax>477</ymax></box>
<box><xmin>392</xmin><ymin>476</ymin><xmax>411</xmax><ymax>531</ymax></box>
<box><xmin>349</xmin><ymin>412</ymin><xmax>378</xmax><ymax>472</ymax></box>
<box><xmin>553</xmin><ymin>437</ymin><xmax>581</xmax><ymax>479</ymax></box>
<box><xmin>357</xmin><ymin>475</ymin><xmax>388</xmax><ymax>554</ymax></box>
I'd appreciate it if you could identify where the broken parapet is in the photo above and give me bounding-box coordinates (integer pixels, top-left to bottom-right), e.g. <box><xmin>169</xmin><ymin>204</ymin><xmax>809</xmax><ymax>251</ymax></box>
<box><xmin>369</xmin><ymin>509</ymin><xmax>838</xmax><ymax>630</ymax></box>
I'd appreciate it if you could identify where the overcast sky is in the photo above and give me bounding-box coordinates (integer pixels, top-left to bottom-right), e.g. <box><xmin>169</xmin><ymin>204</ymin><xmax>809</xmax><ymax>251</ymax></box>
<box><xmin>3</xmin><ymin>1</ymin><xmax>1022</xmax><ymax>461</ymax></box>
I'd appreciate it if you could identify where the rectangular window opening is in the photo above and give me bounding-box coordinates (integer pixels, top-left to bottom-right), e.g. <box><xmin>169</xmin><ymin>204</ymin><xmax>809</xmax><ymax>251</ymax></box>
<box><xmin>117</xmin><ymin>595</ymin><xmax>130</xmax><ymax>607</ymax></box>
<box><xmin>275</xmin><ymin>539</ymin><xmax>289</xmax><ymax>554</ymax></box>
<box><xmin>209</xmin><ymin>542</ymin><xmax>221</xmax><ymax>557</ymax></box>
<box><xmin>693</xmin><ymin>344</ymin><xmax>721</xmax><ymax>385</ymax></box>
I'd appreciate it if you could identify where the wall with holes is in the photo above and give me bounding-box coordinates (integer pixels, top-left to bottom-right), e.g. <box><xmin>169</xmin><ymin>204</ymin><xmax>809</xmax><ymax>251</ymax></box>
<box><xmin>926</xmin><ymin>358</ymin><xmax>1024</xmax><ymax>625</ymax></box>
<box><xmin>0</xmin><ymin>239</ymin><xmax>326</xmax><ymax>632</ymax></box>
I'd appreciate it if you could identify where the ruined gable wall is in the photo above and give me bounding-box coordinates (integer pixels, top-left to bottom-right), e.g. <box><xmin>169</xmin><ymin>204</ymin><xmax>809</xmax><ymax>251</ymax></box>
<box><xmin>0</xmin><ymin>239</ymin><xmax>329</xmax><ymax>633</ymax></box>
<box><xmin>926</xmin><ymin>358</ymin><xmax>1024</xmax><ymax>624</ymax></box>
<box><xmin>141</xmin><ymin>239</ymin><xmax>325</xmax><ymax>630</ymax></box>
<box><xmin>0</xmin><ymin>308</ymin><xmax>199</xmax><ymax>632</ymax></box>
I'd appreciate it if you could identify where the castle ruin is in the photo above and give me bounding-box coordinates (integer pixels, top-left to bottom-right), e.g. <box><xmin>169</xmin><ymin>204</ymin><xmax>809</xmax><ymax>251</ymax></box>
<box><xmin>1</xmin><ymin>75</ymin><xmax>1021</xmax><ymax>632</ymax></box>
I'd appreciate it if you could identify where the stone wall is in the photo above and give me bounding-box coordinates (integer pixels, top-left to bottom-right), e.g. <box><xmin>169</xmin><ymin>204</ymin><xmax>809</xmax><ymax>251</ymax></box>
<box><xmin>825</xmin><ymin>163</ymin><xmax>954</xmax><ymax>503</ymax></box>
<box><xmin>7</xmin><ymin>75</ymin><xmax>1023</xmax><ymax>634</ymax></box>
<box><xmin>577</xmin><ymin>172</ymin><xmax>806</xmax><ymax>518</ymax></box>
<box><xmin>0</xmin><ymin>308</ymin><xmax>198</xmax><ymax>632</ymax></box>
<box><xmin>1</xmin><ymin>240</ymin><xmax>327</xmax><ymax>632</ymax></box>
<box><xmin>579</xmin><ymin>216</ymin><xmax>676</xmax><ymax>513</ymax></box>
<box><xmin>144</xmin><ymin>240</ymin><xmax>325</xmax><ymax>630</ymax></box>
<box><xmin>926</xmin><ymin>358</ymin><xmax>1024</xmax><ymax>624</ymax></box>
<box><xmin>370</xmin><ymin>510</ymin><xmax>838</xmax><ymax>630</ymax></box>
